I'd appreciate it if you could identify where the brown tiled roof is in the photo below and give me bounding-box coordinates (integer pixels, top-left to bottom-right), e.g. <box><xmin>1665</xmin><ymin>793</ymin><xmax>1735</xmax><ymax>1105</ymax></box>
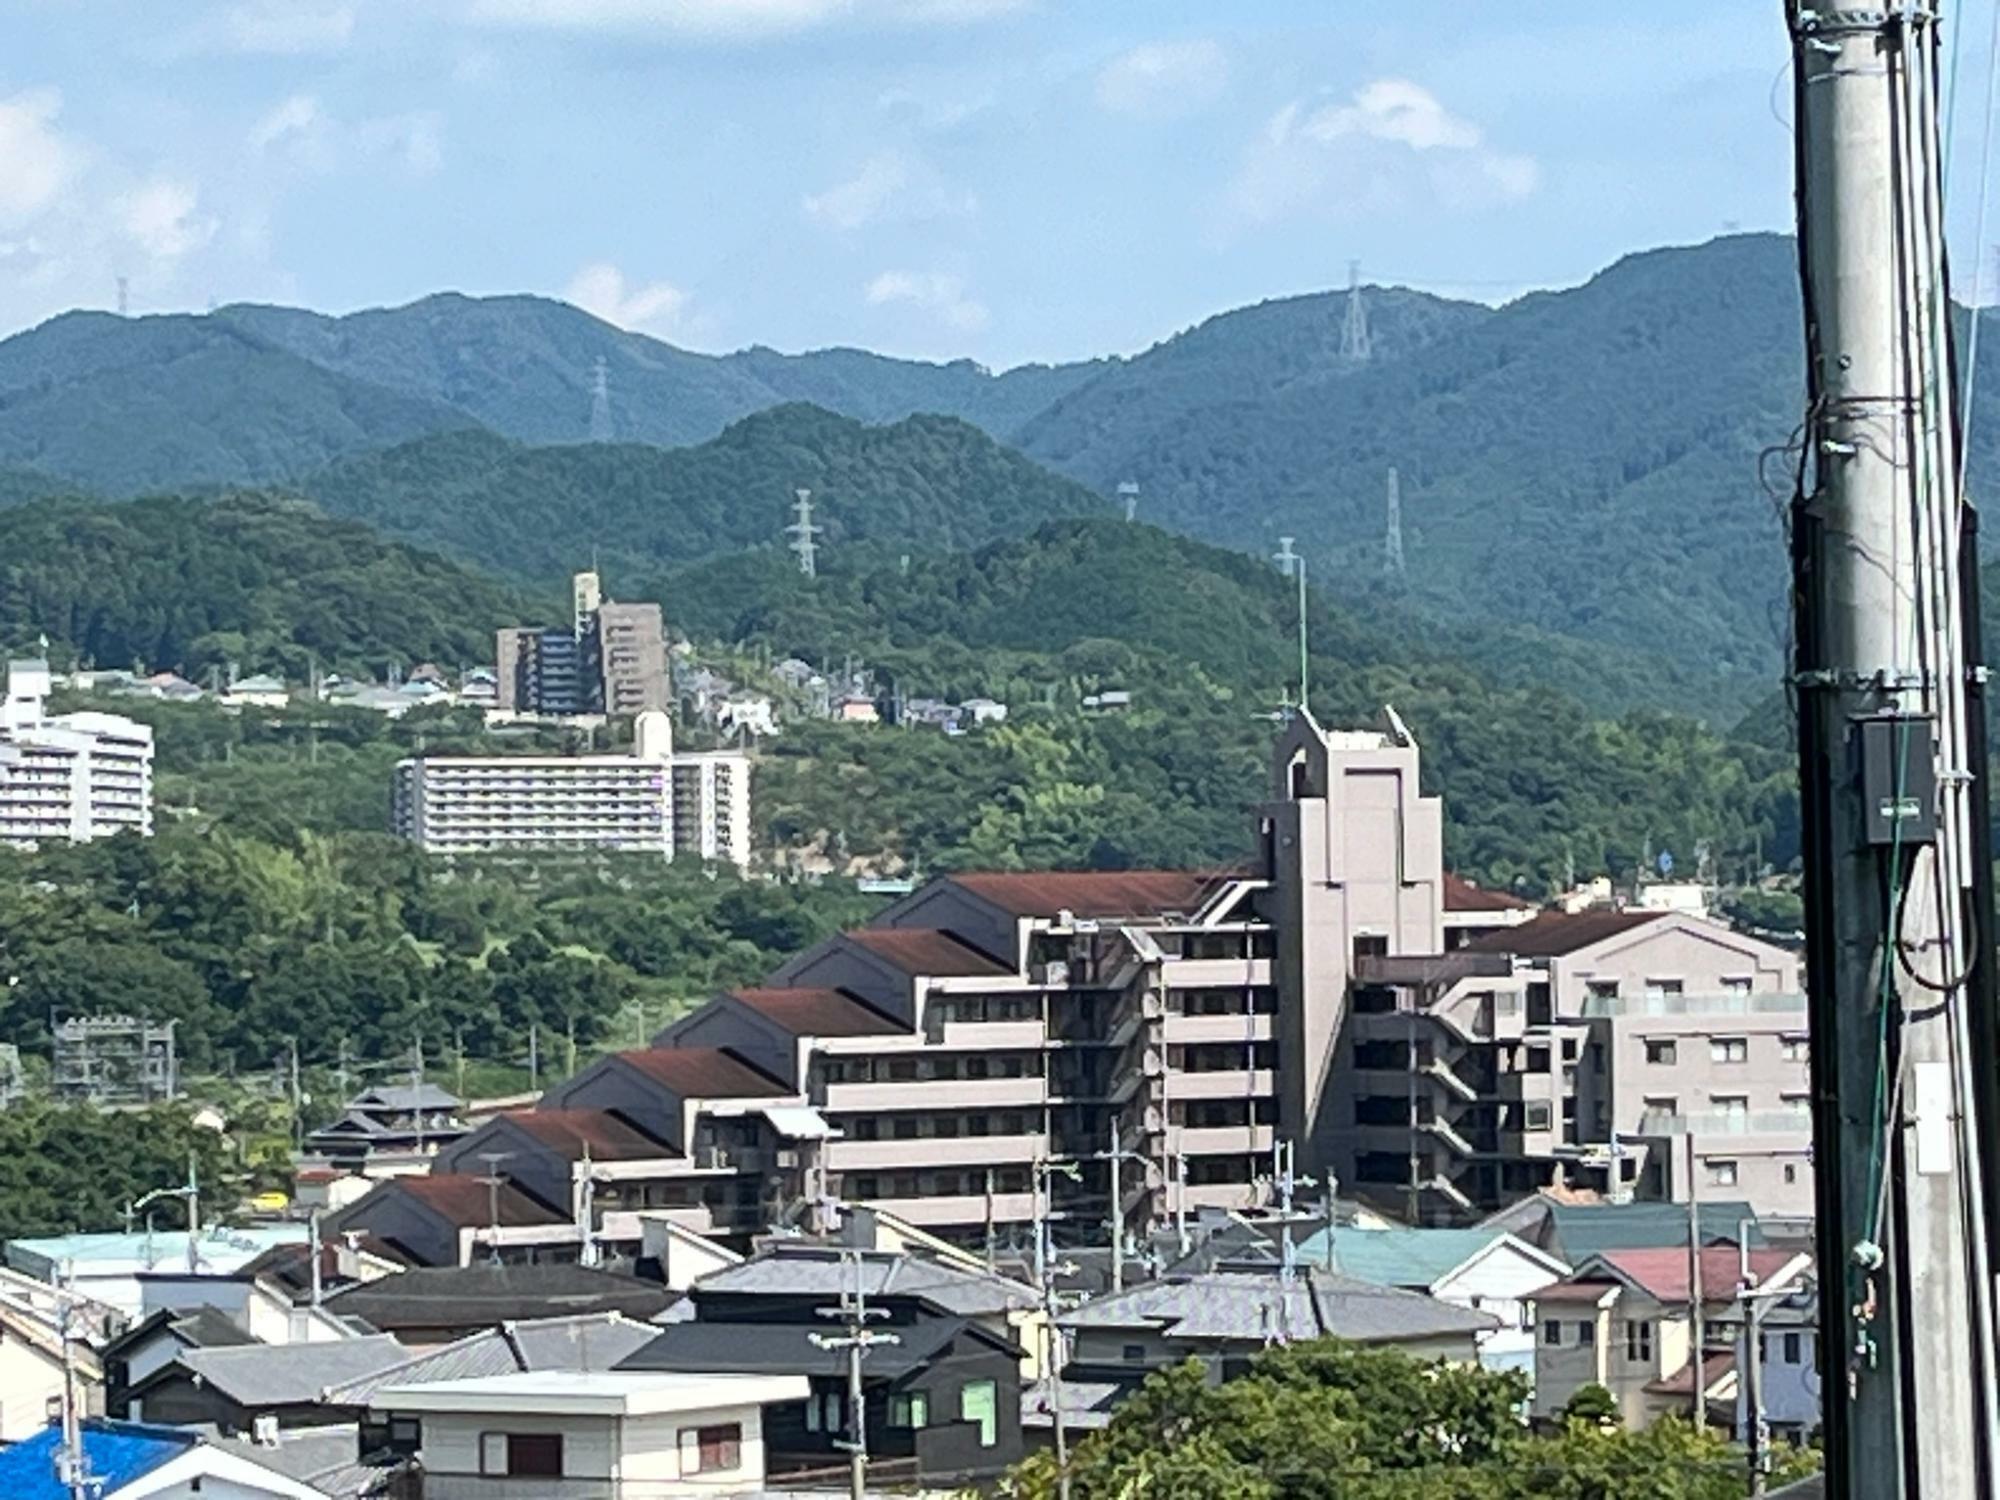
<box><xmin>846</xmin><ymin>927</ymin><xmax>1013</xmax><ymax>977</ymax></box>
<box><xmin>397</xmin><ymin>1174</ymin><xmax>564</xmax><ymax>1228</ymax></box>
<box><xmin>1442</xmin><ymin>872</ymin><xmax>1535</xmax><ymax>913</ymax></box>
<box><xmin>504</xmin><ymin>1109</ymin><xmax>673</xmax><ymax>1160</ymax></box>
<box><xmin>728</xmin><ymin>987</ymin><xmax>906</xmax><ymax>1037</ymax></box>
<box><xmin>1462</xmin><ymin>908</ymin><xmax>1667</xmax><ymax>956</ymax></box>
<box><xmin>1533</xmin><ymin>1280</ymin><xmax>1619</xmax><ymax>1303</ymax></box>
<box><xmin>1645</xmin><ymin>1350</ymin><xmax>1736</xmax><ymax>1396</ymax></box>
<box><xmin>612</xmin><ymin>1046</ymin><xmax>791</xmax><ymax>1098</ymax></box>
<box><xmin>1594</xmin><ymin>1247</ymin><xmax>1802</xmax><ymax>1305</ymax></box>
<box><xmin>946</xmin><ymin>870</ymin><xmax>1227</xmax><ymax>919</ymax></box>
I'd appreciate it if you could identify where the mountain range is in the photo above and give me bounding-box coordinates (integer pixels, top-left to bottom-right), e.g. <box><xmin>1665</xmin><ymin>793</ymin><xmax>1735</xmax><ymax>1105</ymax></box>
<box><xmin>8</xmin><ymin>231</ymin><xmax>1992</xmax><ymax>714</ymax></box>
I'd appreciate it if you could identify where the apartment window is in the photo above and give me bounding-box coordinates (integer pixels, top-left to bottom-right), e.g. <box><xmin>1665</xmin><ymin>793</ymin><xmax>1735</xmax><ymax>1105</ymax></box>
<box><xmin>850</xmin><ymin>1117</ymin><xmax>878</xmax><ymax>1142</ymax></box>
<box><xmin>887</xmin><ymin>1392</ymin><xmax>930</xmax><ymax>1429</ymax></box>
<box><xmin>1643</xmin><ymin>1095</ymin><xmax>1679</xmax><ymax>1117</ymax></box>
<box><xmin>1722</xmin><ymin>976</ymin><xmax>1753</xmax><ymax>995</ymax></box>
<box><xmin>1561</xmin><ymin>1037</ymin><xmax>1579</xmax><ymax>1062</ymax></box>
<box><xmin>1713</xmin><ymin>1094</ymin><xmax>1749</xmax><ymax>1121</ymax></box>
<box><xmin>1644</xmin><ymin>979</ymin><xmax>1684</xmax><ymax>998</ymax></box>
<box><xmin>1525</xmin><ymin>1103</ymin><xmax>1552</xmax><ymax>1131</ymax></box>
<box><xmin>1577</xmin><ymin>1320</ymin><xmax>1595</xmax><ymax>1346</ymax></box>
<box><xmin>480</xmin><ymin>1433</ymin><xmax>563</xmax><ymax>1478</ymax></box>
<box><xmin>1627</xmin><ymin>1320</ymin><xmax>1654</xmax><ymax>1363</ymax></box>
<box><xmin>1782</xmin><ymin>1035</ymin><xmax>1810</xmax><ymax>1063</ymax></box>
<box><xmin>1706</xmin><ymin>1158</ymin><xmax>1740</xmax><ymax>1188</ymax></box>
<box><xmin>1782</xmin><ymin>1093</ymin><xmax>1811</xmax><ymax>1117</ymax></box>
<box><xmin>1353</xmin><ymin>933</ymin><xmax>1389</xmax><ymax>963</ymax></box>
<box><xmin>1784</xmin><ymin>1163</ymin><xmax>1800</xmax><ymax>1185</ymax></box>
<box><xmin>1585</xmin><ymin>980</ymin><xmax>1620</xmax><ymax>1001</ymax></box>
<box><xmin>1543</xmin><ymin>1320</ymin><xmax>1563</xmax><ymax>1347</ymax></box>
<box><xmin>1711</xmin><ymin>1037</ymin><xmax>1748</xmax><ymax>1064</ymax></box>
<box><xmin>1783</xmin><ymin>1333</ymin><xmax>1803</xmax><ymax>1365</ymax></box>
<box><xmin>1526</xmin><ymin>1046</ymin><xmax>1550</xmax><ymax>1074</ymax></box>
<box><xmin>1123</xmin><ymin>1343</ymin><xmax>1147</xmax><ymax>1362</ymax></box>
<box><xmin>960</xmin><ymin>1380</ymin><xmax>999</xmax><ymax>1447</ymax></box>
<box><xmin>1644</xmin><ymin>1038</ymin><xmax>1677</xmax><ymax>1066</ymax></box>
<box><xmin>681</xmin><ymin>1424</ymin><xmax>742</xmax><ymax>1474</ymax></box>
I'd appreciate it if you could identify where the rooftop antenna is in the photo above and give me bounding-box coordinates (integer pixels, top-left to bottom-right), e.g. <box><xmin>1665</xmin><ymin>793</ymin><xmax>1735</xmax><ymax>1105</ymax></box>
<box><xmin>787</xmin><ymin>488</ymin><xmax>821</xmax><ymax>578</ymax></box>
<box><xmin>1116</xmin><ymin>480</ymin><xmax>1140</xmax><ymax>523</ymax></box>
<box><xmin>1340</xmin><ymin>259</ymin><xmax>1371</xmax><ymax>362</ymax></box>
<box><xmin>588</xmin><ymin>356</ymin><xmax>613</xmax><ymax>443</ymax></box>
<box><xmin>115</xmin><ymin>277</ymin><xmax>129</xmax><ymax>318</ymax></box>
<box><xmin>1383</xmin><ymin>466</ymin><xmax>1406</xmax><ymax>578</ymax></box>
<box><xmin>1273</xmin><ymin>537</ymin><xmax>1308</xmax><ymax>715</ymax></box>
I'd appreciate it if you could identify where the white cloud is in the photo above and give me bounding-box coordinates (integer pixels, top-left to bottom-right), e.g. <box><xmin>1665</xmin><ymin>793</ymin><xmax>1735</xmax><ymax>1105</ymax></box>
<box><xmin>117</xmin><ymin>177</ymin><xmax>217</xmax><ymax>262</ymax></box>
<box><xmin>220</xmin><ymin>1</ymin><xmax>355</xmax><ymax>54</ymax></box>
<box><xmin>564</xmin><ymin>262</ymin><xmax>690</xmax><ymax>335</ymax></box>
<box><xmin>1095</xmin><ymin>39</ymin><xmax>1226</xmax><ymax>119</ymax></box>
<box><xmin>464</xmin><ymin>0</ymin><xmax>1026</xmax><ymax>40</ymax></box>
<box><xmin>802</xmin><ymin>151</ymin><xmax>976</xmax><ymax>230</ymax></box>
<box><xmin>865</xmin><ymin>270</ymin><xmax>988</xmax><ymax>332</ymax></box>
<box><xmin>0</xmin><ymin>89</ymin><xmax>82</xmax><ymax>225</ymax></box>
<box><xmin>1229</xmin><ymin>79</ymin><xmax>1538</xmax><ymax>227</ymax></box>
<box><xmin>250</xmin><ymin>96</ymin><xmax>444</xmax><ymax>177</ymax></box>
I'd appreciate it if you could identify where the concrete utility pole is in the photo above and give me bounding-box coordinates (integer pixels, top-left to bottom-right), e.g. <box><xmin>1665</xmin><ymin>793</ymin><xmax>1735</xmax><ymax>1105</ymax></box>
<box><xmin>1685</xmin><ymin>1133</ymin><xmax>1705</xmax><ymax>1431</ymax></box>
<box><xmin>810</xmin><ymin>1252</ymin><xmax>898</xmax><ymax>1500</ymax></box>
<box><xmin>1786</xmin><ymin>6</ymin><xmax>2000</xmax><ymax>1497</ymax></box>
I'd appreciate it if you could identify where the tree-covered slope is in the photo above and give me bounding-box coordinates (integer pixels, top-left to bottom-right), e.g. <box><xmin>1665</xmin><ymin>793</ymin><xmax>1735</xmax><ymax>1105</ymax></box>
<box><xmin>0</xmin><ymin>311</ymin><xmax>484</xmax><ymax>495</ymax></box>
<box><xmin>0</xmin><ymin>492</ymin><xmax>547</xmax><ymax>676</ymax></box>
<box><xmin>0</xmin><ymin>465</ymin><xmax>77</xmax><ymax>507</ymax></box>
<box><xmin>215</xmin><ymin>294</ymin><xmax>1105</xmax><ymax>447</ymax></box>
<box><xmin>297</xmin><ymin>403</ymin><xmax>1113</xmax><ymax>581</ymax></box>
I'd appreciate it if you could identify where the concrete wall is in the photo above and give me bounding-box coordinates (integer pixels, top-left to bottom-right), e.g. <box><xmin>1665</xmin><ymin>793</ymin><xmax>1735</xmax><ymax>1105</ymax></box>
<box><xmin>0</xmin><ymin>1335</ymin><xmax>71</xmax><ymax>1441</ymax></box>
<box><xmin>413</xmin><ymin>1403</ymin><xmax>770</xmax><ymax>1498</ymax></box>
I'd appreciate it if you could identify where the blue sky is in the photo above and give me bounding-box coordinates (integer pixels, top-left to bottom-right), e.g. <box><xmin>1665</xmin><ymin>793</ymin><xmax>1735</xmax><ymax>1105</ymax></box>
<box><xmin>2</xmin><ymin>1</ymin><xmax>1992</xmax><ymax>368</ymax></box>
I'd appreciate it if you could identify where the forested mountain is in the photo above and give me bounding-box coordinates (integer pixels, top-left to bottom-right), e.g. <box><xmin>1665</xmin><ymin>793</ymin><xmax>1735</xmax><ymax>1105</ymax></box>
<box><xmin>0</xmin><ymin>493</ymin><xmax>547</xmax><ymax>676</ymax></box>
<box><xmin>0</xmin><ymin>312</ymin><xmax>482</xmax><ymax>495</ymax></box>
<box><xmin>661</xmin><ymin>518</ymin><xmax>1794</xmax><ymax>886</ymax></box>
<box><xmin>298</xmin><ymin>404</ymin><xmax>1112</xmax><ymax>580</ymax></box>
<box><xmin>219</xmin><ymin>294</ymin><xmax>1107</xmax><ymax>448</ymax></box>
<box><xmin>0</xmin><ymin>466</ymin><xmax>73</xmax><ymax>506</ymax></box>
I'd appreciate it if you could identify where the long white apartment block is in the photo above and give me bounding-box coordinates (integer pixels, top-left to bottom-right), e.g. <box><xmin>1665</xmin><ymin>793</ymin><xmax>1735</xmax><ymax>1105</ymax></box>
<box><xmin>392</xmin><ymin>710</ymin><xmax>751</xmax><ymax>869</ymax></box>
<box><xmin>0</xmin><ymin>659</ymin><xmax>154</xmax><ymax>847</ymax></box>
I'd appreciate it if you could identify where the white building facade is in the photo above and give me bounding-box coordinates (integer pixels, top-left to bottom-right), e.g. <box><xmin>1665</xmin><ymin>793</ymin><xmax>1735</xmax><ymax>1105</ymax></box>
<box><xmin>0</xmin><ymin>659</ymin><xmax>154</xmax><ymax>847</ymax></box>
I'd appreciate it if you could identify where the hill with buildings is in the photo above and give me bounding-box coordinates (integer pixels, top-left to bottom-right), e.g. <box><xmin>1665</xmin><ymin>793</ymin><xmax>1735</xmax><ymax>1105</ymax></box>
<box><xmin>296</xmin><ymin>404</ymin><xmax>1114</xmax><ymax>581</ymax></box>
<box><xmin>0</xmin><ymin>492</ymin><xmax>548</xmax><ymax>677</ymax></box>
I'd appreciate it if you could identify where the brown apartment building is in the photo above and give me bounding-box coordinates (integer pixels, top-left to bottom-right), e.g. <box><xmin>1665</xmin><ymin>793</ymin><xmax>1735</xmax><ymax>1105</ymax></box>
<box><xmin>333</xmin><ymin>713</ymin><xmax>1809</xmax><ymax>1267</ymax></box>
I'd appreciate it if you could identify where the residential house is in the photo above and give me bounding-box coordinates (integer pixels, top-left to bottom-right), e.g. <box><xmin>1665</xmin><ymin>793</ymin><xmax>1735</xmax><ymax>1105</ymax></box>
<box><xmin>322</xmin><ymin>1174</ymin><xmax>571</xmax><ymax>1270</ymax></box>
<box><xmin>301</xmin><ymin>1084</ymin><xmax>468</xmax><ymax>1176</ymax></box>
<box><xmin>220</xmin><ymin>674</ymin><xmax>290</xmax><ymax>710</ymax></box>
<box><xmin>0</xmin><ymin>1419</ymin><xmax>328</xmax><ymax>1500</ymax></box>
<box><xmin>5</xmin><ymin>1227</ymin><xmax>310</xmax><ymax>1321</ymax></box>
<box><xmin>1293</xmin><ymin>1226</ymin><xmax>1570</xmax><ymax>1379</ymax></box>
<box><xmin>103</xmin><ymin>1307</ymin><xmax>257</xmax><ymax>1420</ymax></box>
<box><xmin>1528</xmin><ymin>1246</ymin><xmax>1812</xmax><ymax>1428</ymax></box>
<box><xmin>368</xmin><ymin>1370</ymin><xmax>806</xmax><ymax>1498</ymax></box>
<box><xmin>0</xmin><ymin>1294</ymin><xmax>106</xmax><ymax>1441</ymax></box>
<box><xmin>318</xmin><ymin>1264</ymin><xmax>676</xmax><ymax>1346</ymax></box>
<box><xmin>1734</xmin><ymin>1292</ymin><xmax>1822</xmax><ymax>1446</ymax></box>
<box><xmin>120</xmin><ymin>1335</ymin><xmax>410</xmax><ymax>1433</ymax></box>
<box><xmin>834</xmin><ymin>694</ymin><xmax>880</xmax><ymax>723</ymax></box>
<box><xmin>1482</xmin><ymin>1195</ymin><xmax>1769</xmax><ymax>1266</ymax></box>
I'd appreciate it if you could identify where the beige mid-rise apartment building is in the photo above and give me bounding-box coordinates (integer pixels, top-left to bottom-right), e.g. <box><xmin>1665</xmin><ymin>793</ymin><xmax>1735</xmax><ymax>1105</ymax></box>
<box><xmin>339</xmin><ymin>712</ymin><xmax>1811</xmax><ymax>1267</ymax></box>
<box><xmin>496</xmin><ymin>572</ymin><xmax>668</xmax><ymax>719</ymax></box>
<box><xmin>0</xmin><ymin>659</ymin><xmax>154</xmax><ymax>848</ymax></box>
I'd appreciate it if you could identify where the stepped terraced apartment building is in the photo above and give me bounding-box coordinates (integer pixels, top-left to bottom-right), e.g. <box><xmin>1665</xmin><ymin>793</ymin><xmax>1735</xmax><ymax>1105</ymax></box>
<box><xmin>339</xmin><ymin>713</ymin><xmax>1809</xmax><ymax>1267</ymax></box>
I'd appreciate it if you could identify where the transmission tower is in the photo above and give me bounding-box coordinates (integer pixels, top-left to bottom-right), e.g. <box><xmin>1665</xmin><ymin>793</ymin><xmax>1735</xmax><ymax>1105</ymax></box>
<box><xmin>1116</xmin><ymin>480</ymin><xmax>1140</xmax><ymax>522</ymax></box>
<box><xmin>1383</xmin><ymin>466</ymin><xmax>1405</xmax><ymax>578</ymax></box>
<box><xmin>1340</xmin><ymin>259</ymin><xmax>1371</xmax><ymax>362</ymax></box>
<box><xmin>786</xmin><ymin>488</ymin><xmax>821</xmax><ymax>578</ymax></box>
<box><xmin>588</xmin><ymin>356</ymin><xmax>614</xmax><ymax>443</ymax></box>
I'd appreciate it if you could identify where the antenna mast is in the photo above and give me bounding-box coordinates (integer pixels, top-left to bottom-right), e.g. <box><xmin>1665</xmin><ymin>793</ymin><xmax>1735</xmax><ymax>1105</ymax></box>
<box><xmin>588</xmin><ymin>356</ymin><xmax>613</xmax><ymax>443</ymax></box>
<box><xmin>787</xmin><ymin>488</ymin><xmax>821</xmax><ymax>578</ymax></box>
<box><xmin>1340</xmin><ymin>259</ymin><xmax>1371</xmax><ymax>362</ymax></box>
<box><xmin>1273</xmin><ymin>538</ymin><xmax>1309</xmax><ymax>715</ymax></box>
<box><xmin>1384</xmin><ymin>466</ymin><xmax>1406</xmax><ymax>578</ymax></box>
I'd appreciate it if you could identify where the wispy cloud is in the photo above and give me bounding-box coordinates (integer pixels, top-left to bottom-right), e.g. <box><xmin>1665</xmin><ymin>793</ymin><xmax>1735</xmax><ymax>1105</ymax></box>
<box><xmin>250</xmin><ymin>95</ymin><xmax>444</xmax><ymax>177</ymax></box>
<box><xmin>865</xmin><ymin>269</ymin><xmax>987</xmax><ymax>332</ymax></box>
<box><xmin>1095</xmin><ymin>39</ymin><xmax>1227</xmax><ymax>119</ymax></box>
<box><xmin>464</xmin><ymin>0</ymin><xmax>1026</xmax><ymax>41</ymax></box>
<box><xmin>802</xmin><ymin>150</ymin><xmax>975</xmax><ymax>231</ymax></box>
<box><xmin>1229</xmin><ymin>79</ymin><xmax>1538</xmax><ymax>227</ymax></box>
<box><xmin>117</xmin><ymin>177</ymin><xmax>217</xmax><ymax>262</ymax></box>
<box><xmin>0</xmin><ymin>89</ymin><xmax>81</xmax><ymax>225</ymax></box>
<box><xmin>564</xmin><ymin>261</ymin><xmax>690</xmax><ymax>335</ymax></box>
<box><xmin>218</xmin><ymin>1</ymin><xmax>356</xmax><ymax>55</ymax></box>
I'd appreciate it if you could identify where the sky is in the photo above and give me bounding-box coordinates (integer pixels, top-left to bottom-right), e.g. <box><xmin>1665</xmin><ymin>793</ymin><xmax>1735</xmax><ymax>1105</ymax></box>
<box><xmin>3</xmin><ymin>0</ymin><xmax>1997</xmax><ymax>369</ymax></box>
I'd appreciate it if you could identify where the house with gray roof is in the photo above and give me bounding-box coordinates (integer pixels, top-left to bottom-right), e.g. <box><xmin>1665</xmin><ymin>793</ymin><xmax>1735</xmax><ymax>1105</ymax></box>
<box><xmin>121</xmin><ymin>1334</ymin><xmax>412</xmax><ymax>1434</ymax></box>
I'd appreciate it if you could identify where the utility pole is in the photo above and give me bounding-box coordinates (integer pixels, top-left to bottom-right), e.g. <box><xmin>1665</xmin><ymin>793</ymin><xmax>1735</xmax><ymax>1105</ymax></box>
<box><xmin>1786</xmin><ymin>6</ymin><xmax>2000</xmax><ymax>1498</ymax></box>
<box><xmin>984</xmin><ymin>1168</ymin><xmax>997</xmax><ymax>1273</ymax></box>
<box><xmin>55</xmin><ymin>1298</ymin><xmax>88</xmax><ymax>1500</ymax></box>
<box><xmin>475</xmin><ymin>1151</ymin><xmax>512</xmax><ymax>1266</ymax></box>
<box><xmin>1097</xmin><ymin>1120</ymin><xmax>1148</xmax><ymax>1294</ymax></box>
<box><xmin>308</xmin><ymin>1208</ymin><xmax>324</xmax><ymax>1309</ymax></box>
<box><xmin>528</xmin><ymin>1023</ymin><xmax>539</xmax><ymax>1094</ymax></box>
<box><xmin>1173</xmin><ymin>1150</ymin><xmax>1190</xmax><ymax>1256</ymax></box>
<box><xmin>410</xmin><ymin>1039</ymin><xmax>426</xmax><ymax>1156</ymax></box>
<box><xmin>1685</xmin><ymin>1133</ymin><xmax>1705</xmax><ymax>1431</ymax></box>
<box><xmin>810</xmin><ymin>1251</ymin><xmax>898</xmax><ymax>1500</ymax></box>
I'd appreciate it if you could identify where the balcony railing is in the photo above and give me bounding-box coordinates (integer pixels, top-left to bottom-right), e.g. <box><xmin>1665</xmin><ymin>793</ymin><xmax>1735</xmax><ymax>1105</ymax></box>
<box><xmin>1635</xmin><ymin>1108</ymin><xmax>1812</xmax><ymax>1136</ymax></box>
<box><xmin>1581</xmin><ymin>992</ymin><xmax>1807</xmax><ymax>1019</ymax></box>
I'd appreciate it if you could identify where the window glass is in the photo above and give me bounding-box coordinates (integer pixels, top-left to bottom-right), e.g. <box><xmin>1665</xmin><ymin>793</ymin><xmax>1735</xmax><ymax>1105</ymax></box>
<box><xmin>961</xmin><ymin>1379</ymin><xmax>998</xmax><ymax>1446</ymax></box>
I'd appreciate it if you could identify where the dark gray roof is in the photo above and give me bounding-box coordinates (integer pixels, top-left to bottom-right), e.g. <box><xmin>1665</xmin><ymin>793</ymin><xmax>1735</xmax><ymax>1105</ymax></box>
<box><xmin>350</xmin><ymin>1085</ymin><xmax>461</xmax><ymax>1112</ymax></box>
<box><xmin>321</xmin><ymin>1313</ymin><xmax>661</xmax><ymax>1405</ymax></box>
<box><xmin>1022</xmin><ymin>1377</ymin><xmax>1122</xmax><ymax>1431</ymax></box>
<box><xmin>168</xmin><ymin>1336</ymin><xmax>411</xmax><ymax>1405</ymax></box>
<box><xmin>696</xmin><ymin>1246</ymin><xmax>1037</xmax><ymax>1316</ymax></box>
<box><xmin>1059</xmin><ymin>1269</ymin><xmax>1497</xmax><ymax>1346</ymax></box>
<box><xmin>619</xmin><ymin>1316</ymin><xmax>994</xmax><ymax>1379</ymax></box>
<box><xmin>323</xmin><ymin>1264</ymin><xmax>677</xmax><ymax>1332</ymax></box>
<box><xmin>105</xmin><ymin>1305</ymin><xmax>258</xmax><ymax>1363</ymax></box>
<box><xmin>204</xmin><ymin>1424</ymin><xmax>362</xmax><ymax>1486</ymax></box>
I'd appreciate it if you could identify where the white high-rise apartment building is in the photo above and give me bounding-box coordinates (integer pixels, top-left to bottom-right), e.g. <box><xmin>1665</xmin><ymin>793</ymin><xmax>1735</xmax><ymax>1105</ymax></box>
<box><xmin>393</xmin><ymin>710</ymin><xmax>752</xmax><ymax>870</ymax></box>
<box><xmin>0</xmin><ymin>660</ymin><xmax>155</xmax><ymax>847</ymax></box>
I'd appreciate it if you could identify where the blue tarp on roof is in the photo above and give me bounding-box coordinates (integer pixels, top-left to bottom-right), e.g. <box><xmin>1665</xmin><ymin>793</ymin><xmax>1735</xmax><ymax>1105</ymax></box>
<box><xmin>0</xmin><ymin>1420</ymin><xmax>193</xmax><ymax>1500</ymax></box>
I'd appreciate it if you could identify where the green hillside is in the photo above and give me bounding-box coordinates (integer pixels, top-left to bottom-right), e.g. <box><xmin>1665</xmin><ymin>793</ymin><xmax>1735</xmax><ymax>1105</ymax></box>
<box><xmin>0</xmin><ymin>311</ymin><xmax>482</xmax><ymax>495</ymax></box>
<box><xmin>298</xmin><ymin>404</ymin><xmax>1113</xmax><ymax>581</ymax></box>
<box><xmin>659</xmin><ymin>519</ymin><xmax>1794</xmax><ymax>886</ymax></box>
<box><xmin>215</xmin><ymin>294</ymin><xmax>1105</xmax><ymax>447</ymax></box>
<box><xmin>0</xmin><ymin>465</ymin><xmax>76</xmax><ymax>507</ymax></box>
<box><xmin>0</xmin><ymin>492</ymin><xmax>547</xmax><ymax>676</ymax></box>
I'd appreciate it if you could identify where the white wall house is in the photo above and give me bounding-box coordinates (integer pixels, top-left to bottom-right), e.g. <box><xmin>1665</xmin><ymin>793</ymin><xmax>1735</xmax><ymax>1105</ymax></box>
<box><xmin>370</xmin><ymin>1369</ymin><xmax>809</xmax><ymax>1498</ymax></box>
